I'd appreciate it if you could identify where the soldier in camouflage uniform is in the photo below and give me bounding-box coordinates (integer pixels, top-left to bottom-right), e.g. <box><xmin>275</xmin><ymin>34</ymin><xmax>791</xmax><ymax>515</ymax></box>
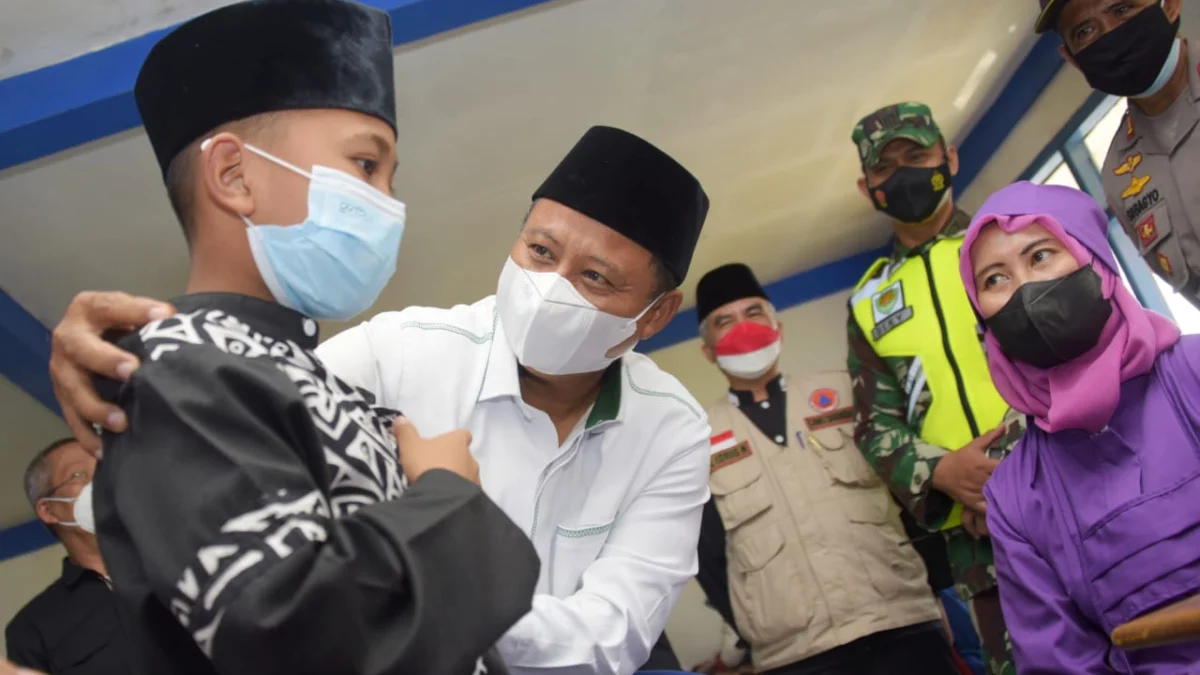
<box><xmin>845</xmin><ymin>103</ymin><xmax>1024</xmax><ymax>675</ymax></box>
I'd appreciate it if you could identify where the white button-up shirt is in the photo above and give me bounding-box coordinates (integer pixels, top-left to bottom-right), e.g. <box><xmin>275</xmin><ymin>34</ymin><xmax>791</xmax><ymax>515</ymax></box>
<box><xmin>318</xmin><ymin>296</ymin><xmax>712</xmax><ymax>675</ymax></box>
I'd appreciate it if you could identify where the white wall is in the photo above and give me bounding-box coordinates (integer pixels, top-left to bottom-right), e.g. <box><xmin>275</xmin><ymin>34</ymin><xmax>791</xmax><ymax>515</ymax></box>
<box><xmin>0</xmin><ymin>545</ymin><xmax>64</xmax><ymax>659</ymax></box>
<box><xmin>959</xmin><ymin>65</ymin><xmax>1093</xmax><ymax>211</ymax></box>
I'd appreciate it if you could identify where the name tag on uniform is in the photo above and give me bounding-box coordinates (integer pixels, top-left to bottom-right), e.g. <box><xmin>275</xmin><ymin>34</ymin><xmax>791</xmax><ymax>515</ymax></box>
<box><xmin>804</xmin><ymin>406</ymin><xmax>854</xmax><ymax>431</ymax></box>
<box><xmin>871</xmin><ymin>281</ymin><xmax>913</xmax><ymax>340</ymax></box>
<box><xmin>710</xmin><ymin>431</ymin><xmax>753</xmax><ymax>472</ymax></box>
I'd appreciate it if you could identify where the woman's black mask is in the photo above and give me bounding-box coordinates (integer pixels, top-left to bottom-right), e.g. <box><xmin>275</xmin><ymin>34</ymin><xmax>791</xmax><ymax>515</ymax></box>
<box><xmin>985</xmin><ymin>266</ymin><xmax>1112</xmax><ymax>369</ymax></box>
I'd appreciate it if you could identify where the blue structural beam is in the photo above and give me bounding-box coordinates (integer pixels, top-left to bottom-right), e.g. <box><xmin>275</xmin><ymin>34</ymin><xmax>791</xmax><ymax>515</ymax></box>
<box><xmin>0</xmin><ymin>521</ymin><xmax>56</xmax><ymax>562</ymax></box>
<box><xmin>0</xmin><ymin>289</ymin><xmax>59</xmax><ymax>415</ymax></box>
<box><xmin>0</xmin><ymin>0</ymin><xmax>558</xmax><ymax>172</ymax></box>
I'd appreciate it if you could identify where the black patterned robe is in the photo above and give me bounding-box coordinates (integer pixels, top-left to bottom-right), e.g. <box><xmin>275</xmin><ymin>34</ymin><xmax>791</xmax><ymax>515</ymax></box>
<box><xmin>94</xmin><ymin>292</ymin><xmax>539</xmax><ymax>675</ymax></box>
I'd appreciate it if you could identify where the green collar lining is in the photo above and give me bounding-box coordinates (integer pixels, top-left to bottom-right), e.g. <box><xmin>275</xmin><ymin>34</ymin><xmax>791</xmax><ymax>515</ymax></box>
<box><xmin>585</xmin><ymin>361</ymin><xmax>623</xmax><ymax>429</ymax></box>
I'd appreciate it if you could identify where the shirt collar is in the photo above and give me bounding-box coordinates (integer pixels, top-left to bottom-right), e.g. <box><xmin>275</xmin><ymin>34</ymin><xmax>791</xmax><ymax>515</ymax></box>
<box><xmin>479</xmin><ymin>312</ymin><xmax>624</xmax><ymax>431</ymax></box>
<box><xmin>728</xmin><ymin>373</ymin><xmax>786</xmax><ymax>408</ymax></box>
<box><xmin>61</xmin><ymin>558</ymin><xmax>94</xmax><ymax>588</ymax></box>
<box><xmin>1118</xmin><ymin>38</ymin><xmax>1200</xmax><ymax>154</ymax></box>
<box><xmin>169</xmin><ymin>293</ymin><xmax>321</xmax><ymax>351</ymax></box>
<box><xmin>888</xmin><ymin>207</ymin><xmax>971</xmax><ymax>263</ymax></box>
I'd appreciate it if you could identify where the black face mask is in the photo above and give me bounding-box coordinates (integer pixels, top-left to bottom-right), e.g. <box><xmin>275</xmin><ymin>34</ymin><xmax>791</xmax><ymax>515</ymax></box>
<box><xmin>868</xmin><ymin>162</ymin><xmax>952</xmax><ymax>225</ymax></box>
<box><xmin>985</xmin><ymin>266</ymin><xmax>1112</xmax><ymax>369</ymax></box>
<box><xmin>1071</xmin><ymin>5</ymin><xmax>1179</xmax><ymax>97</ymax></box>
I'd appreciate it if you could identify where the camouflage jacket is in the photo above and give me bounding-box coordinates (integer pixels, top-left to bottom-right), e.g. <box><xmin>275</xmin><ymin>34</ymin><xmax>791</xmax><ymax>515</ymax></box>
<box><xmin>845</xmin><ymin>208</ymin><xmax>1026</xmax><ymax>600</ymax></box>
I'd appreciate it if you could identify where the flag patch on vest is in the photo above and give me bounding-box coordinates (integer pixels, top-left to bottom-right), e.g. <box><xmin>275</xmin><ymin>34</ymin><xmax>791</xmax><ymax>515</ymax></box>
<box><xmin>710</xmin><ymin>440</ymin><xmax>753</xmax><ymax>472</ymax></box>
<box><xmin>804</xmin><ymin>406</ymin><xmax>854</xmax><ymax>431</ymax></box>
<box><xmin>870</xmin><ymin>280</ymin><xmax>913</xmax><ymax>340</ymax></box>
<box><xmin>710</xmin><ymin>430</ymin><xmax>738</xmax><ymax>454</ymax></box>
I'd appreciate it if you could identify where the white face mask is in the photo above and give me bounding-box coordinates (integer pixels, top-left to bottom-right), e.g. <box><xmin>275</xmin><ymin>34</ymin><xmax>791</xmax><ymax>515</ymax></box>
<box><xmin>43</xmin><ymin>481</ymin><xmax>96</xmax><ymax>535</ymax></box>
<box><xmin>496</xmin><ymin>256</ymin><xmax>660</xmax><ymax>375</ymax></box>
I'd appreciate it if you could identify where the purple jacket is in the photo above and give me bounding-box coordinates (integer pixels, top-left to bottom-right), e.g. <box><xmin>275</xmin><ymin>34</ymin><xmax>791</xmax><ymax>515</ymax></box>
<box><xmin>986</xmin><ymin>335</ymin><xmax>1200</xmax><ymax>673</ymax></box>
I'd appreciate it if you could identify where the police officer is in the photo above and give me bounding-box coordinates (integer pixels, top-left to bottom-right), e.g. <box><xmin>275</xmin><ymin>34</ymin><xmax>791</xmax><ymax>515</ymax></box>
<box><xmin>693</xmin><ymin>263</ymin><xmax>959</xmax><ymax>675</ymax></box>
<box><xmin>1037</xmin><ymin>0</ymin><xmax>1200</xmax><ymax>307</ymax></box>
<box><xmin>846</xmin><ymin>102</ymin><xmax>1025</xmax><ymax>675</ymax></box>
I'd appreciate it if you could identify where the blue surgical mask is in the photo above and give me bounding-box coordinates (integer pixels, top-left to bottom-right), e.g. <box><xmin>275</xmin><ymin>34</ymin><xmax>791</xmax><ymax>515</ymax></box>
<box><xmin>202</xmin><ymin>140</ymin><xmax>407</xmax><ymax>321</ymax></box>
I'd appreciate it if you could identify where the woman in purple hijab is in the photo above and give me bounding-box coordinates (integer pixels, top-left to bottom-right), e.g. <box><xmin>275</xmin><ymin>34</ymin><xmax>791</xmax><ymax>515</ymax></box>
<box><xmin>959</xmin><ymin>181</ymin><xmax>1200</xmax><ymax>673</ymax></box>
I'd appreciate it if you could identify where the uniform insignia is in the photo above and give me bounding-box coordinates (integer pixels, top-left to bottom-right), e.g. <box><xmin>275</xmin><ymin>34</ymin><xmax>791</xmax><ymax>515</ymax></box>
<box><xmin>1121</xmin><ymin>174</ymin><xmax>1151</xmax><ymax>200</ymax></box>
<box><xmin>1137</xmin><ymin>213</ymin><xmax>1160</xmax><ymax>248</ymax></box>
<box><xmin>1158</xmin><ymin>251</ymin><xmax>1174</xmax><ymax>276</ymax></box>
<box><xmin>1125</xmin><ymin>112</ymin><xmax>1135</xmax><ymax>141</ymax></box>
<box><xmin>870</xmin><ymin>280</ymin><xmax>914</xmax><ymax>339</ymax></box>
<box><xmin>809</xmin><ymin>388</ymin><xmax>839</xmax><ymax>413</ymax></box>
<box><xmin>804</xmin><ymin>405</ymin><xmax>855</xmax><ymax>431</ymax></box>
<box><xmin>710</xmin><ymin>438</ymin><xmax>753</xmax><ymax>472</ymax></box>
<box><xmin>871</xmin><ymin>281</ymin><xmax>903</xmax><ymax>322</ymax></box>
<box><xmin>931</xmin><ymin>171</ymin><xmax>945</xmax><ymax>191</ymax></box>
<box><xmin>709</xmin><ymin>430</ymin><xmax>738</xmax><ymax>455</ymax></box>
<box><xmin>1114</xmin><ymin>153</ymin><xmax>1142</xmax><ymax>175</ymax></box>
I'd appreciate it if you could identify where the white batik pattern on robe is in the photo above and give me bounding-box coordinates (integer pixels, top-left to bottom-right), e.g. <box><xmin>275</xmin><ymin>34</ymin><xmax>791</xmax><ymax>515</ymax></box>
<box><xmin>137</xmin><ymin>309</ymin><xmax>405</xmax><ymax>655</ymax></box>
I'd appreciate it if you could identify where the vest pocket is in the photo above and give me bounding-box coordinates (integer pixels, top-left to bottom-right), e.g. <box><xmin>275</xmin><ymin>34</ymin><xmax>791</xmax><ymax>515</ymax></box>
<box><xmin>813</xmin><ymin>437</ymin><xmax>882</xmax><ymax>488</ymax></box>
<box><xmin>711</xmin><ymin>459</ymin><xmax>771</xmax><ymax>530</ymax></box>
<box><xmin>729</xmin><ymin>524</ymin><xmax>813</xmax><ymax>644</ymax></box>
<box><xmin>842</xmin><ymin>494</ymin><xmax>927</xmax><ymax>600</ymax></box>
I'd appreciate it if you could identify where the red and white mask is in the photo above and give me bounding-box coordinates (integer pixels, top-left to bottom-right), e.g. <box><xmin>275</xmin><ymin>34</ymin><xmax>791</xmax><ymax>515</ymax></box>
<box><xmin>713</xmin><ymin>321</ymin><xmax>781</xmax><ymax>379</ymax></box>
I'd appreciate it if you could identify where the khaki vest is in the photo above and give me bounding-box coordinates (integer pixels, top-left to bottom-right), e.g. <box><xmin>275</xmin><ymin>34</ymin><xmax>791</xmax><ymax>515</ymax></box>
<box><xmin>707</xmin><ymin>373</ymin><xmax>940</xmax><ymax>671</ymax></box>
<box><xmin>849</xmin><ymin>235</ymin><xmax>1010</xmax><ymax>530</ymax></box>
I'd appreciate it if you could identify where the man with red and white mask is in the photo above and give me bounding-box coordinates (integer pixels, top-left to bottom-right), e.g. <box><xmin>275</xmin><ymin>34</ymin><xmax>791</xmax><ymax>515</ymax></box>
<box><xmin>692</xmin><ymin>263</ymin><xmax>960</xmax><ymax>675</ymax></box>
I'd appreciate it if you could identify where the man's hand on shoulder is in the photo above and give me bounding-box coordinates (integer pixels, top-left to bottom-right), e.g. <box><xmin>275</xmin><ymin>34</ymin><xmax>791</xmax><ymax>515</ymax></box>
<box><xmin>49</xmin><ymin>290</ymin><xmax>175</xmax><ymax>455</ymax></box>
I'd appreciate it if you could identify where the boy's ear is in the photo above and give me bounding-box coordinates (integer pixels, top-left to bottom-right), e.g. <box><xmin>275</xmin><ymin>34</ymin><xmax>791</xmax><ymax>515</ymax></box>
<box><xmin>199</xmin><ymin>133</ymin><xmax>255</xmax><ymax>218</ymax></box>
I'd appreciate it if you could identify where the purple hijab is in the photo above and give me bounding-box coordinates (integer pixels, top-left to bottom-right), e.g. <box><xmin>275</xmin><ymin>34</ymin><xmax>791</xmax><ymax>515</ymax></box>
<box><xmin>958</xmin><ymin>181</ymin><xmax>1180</xmax><ymax>433</ymax></box>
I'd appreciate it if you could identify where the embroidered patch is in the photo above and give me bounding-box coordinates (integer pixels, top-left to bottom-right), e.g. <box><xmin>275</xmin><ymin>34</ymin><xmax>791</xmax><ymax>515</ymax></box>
<box><xmin>1114</xmin><ymin>152</ymin><xmax>1142</xmax><ymax>176</ymax></box>
<box><xmin>809</xmin><ymin>388</ymin><xmax>839</xmax><ymax>413</ymax></box>
<box><xmin>1122</xmin><ymin>174</ymin><xmax>1151</xmax><ymax>200</ymax></box>
<box><xmin>1137</xmin><ymin>213</ymin><xmax>1160</xmax><ymax>249</ymax></box>
<box><xmin>871</xmin><ymin>305</ymin><xmax>914</xmax><ymax>340</ymax></box>
<box><xmin>1158</xmin><ymin>251</ymin><xmax>1174</xmax><ymax>277</ymax></box>
<box><xmin>870</xmin><ymin>281</ymin><xmax>905</xmax><ymax>324</ymax></box>
<box><xmin>1125</xmin><ymin>112</ymin><xmax>1135</xmax><ymax>141</ymax></box>
<box><xmin>710</xmin><ymin>441</ymin><xmax>753</xmax><ymax>472</ymax></box>
<box><xmin>709</xmin><ymin>430</ymin><xmax>738</xmax><ymax>455</ymax></box>
<box><xmin>804</xmin><ymin>406</ymin><xmax>855</xmax><ymax>431</ymax></box>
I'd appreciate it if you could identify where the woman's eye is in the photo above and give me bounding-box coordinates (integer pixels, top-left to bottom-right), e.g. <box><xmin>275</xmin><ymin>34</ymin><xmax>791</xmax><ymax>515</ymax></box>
<box><xmin>1032</xmin><ymin>249</ymin><xmax>1053</xmax><ymax>264</ymax></box>
<box><xmin>984</xmin><ymin>274</ymin><xmax>1005</xmax><ymax>288</ymax></box>
<box><xmin>530</xmin><ymin>244</ymin><xmax>551</xmax><ymax>258</ymax></box>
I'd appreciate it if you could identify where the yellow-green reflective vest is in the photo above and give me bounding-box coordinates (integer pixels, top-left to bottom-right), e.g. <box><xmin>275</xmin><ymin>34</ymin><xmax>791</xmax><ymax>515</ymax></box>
<box><xmin>850</xmin><ymin>233</ymin><xmax>1009</xmax><ymax>530</ymax></box>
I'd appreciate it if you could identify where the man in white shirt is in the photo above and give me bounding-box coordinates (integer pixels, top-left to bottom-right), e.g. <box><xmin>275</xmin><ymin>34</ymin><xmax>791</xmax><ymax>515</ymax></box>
<box><xmin>46</xmin><ymin>125</ymin><xmax>713</xmax><ymax>675</ymax></box>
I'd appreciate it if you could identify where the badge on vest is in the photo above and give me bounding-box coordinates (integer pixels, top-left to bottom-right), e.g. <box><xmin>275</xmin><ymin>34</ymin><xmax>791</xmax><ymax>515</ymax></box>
<box><xmin>870</xmin><ymin>280</ymin><xmax>913</xmax><ymax>340</ymax></box>
<box><xmin>804</xmin><ymin>406</ymin><xmax>854</xmax><ymax>431</ymax></box>
<box><xmin>709</xmin><ymin>431</ymin><xmax>753</xmax><ymax>472</ymax></box>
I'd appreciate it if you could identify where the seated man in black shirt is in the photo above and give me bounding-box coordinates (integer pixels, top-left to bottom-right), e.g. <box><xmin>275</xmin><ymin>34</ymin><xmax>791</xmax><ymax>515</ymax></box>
<box><xmin>6</xmin><ymin>438</ymin><xmax>131</xmax><ymax>675</ymax></box>
<box><xmin>88</xmin><ymin>1</ymin><xmax>538</xmax><ymax>674</ymax></box>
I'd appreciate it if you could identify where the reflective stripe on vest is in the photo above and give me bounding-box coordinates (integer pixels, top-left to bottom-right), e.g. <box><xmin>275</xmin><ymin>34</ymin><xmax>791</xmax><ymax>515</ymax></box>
<box><xmin>850</xmin><ymin>234</ymin><xmax>1009</xmax><ymax>531</ymax></box>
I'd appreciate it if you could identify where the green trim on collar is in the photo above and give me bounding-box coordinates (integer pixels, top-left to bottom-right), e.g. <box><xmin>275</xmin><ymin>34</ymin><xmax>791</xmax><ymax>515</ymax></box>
<box><xmin>585</xmin><ymin>362</ymin><xmax>623</xmax><ymax>429</ymax></box>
